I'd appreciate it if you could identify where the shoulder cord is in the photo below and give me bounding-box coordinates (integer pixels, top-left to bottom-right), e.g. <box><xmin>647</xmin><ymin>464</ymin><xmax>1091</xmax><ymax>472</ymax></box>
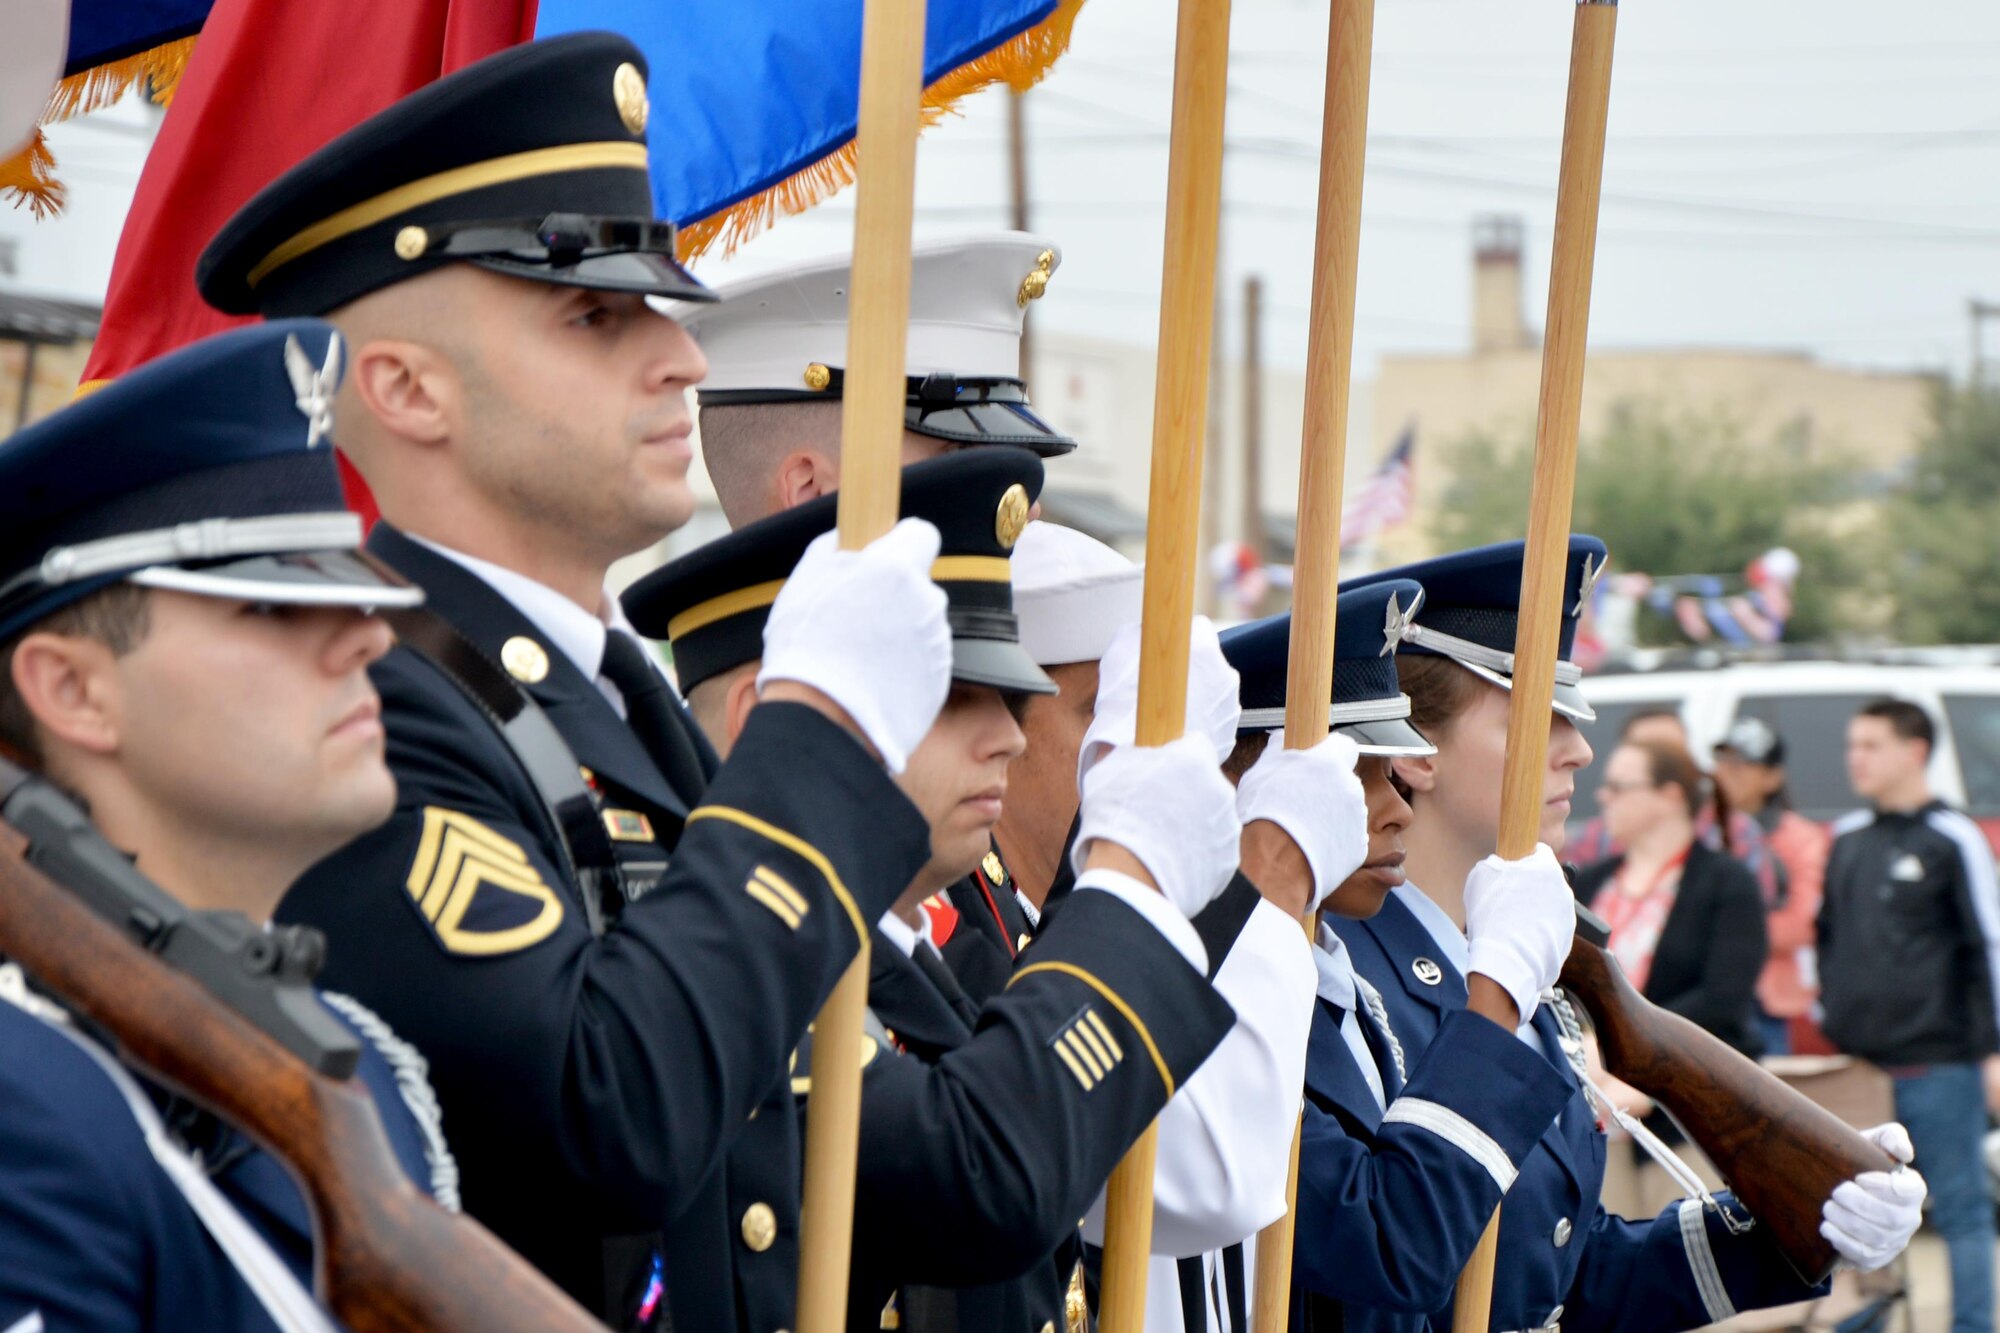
<box><xmin>1544</xmin><ymin>987</ymin><xmax>1753</xmax><ymax>1236</ymax></box>
<box><xmin>1354</xmin><ymin>974</ymin><xmax>1408</xmax><ymax>1086</ymax></box>
<box><xmin>0</xmin><ymin>965</ymin><xmax>340</xmax><ymax>1333</ymax></box>
<box><xmin>318</xmin><ymin>990</ymin><xmax>462</xmax><ymax>1212</ymax></box>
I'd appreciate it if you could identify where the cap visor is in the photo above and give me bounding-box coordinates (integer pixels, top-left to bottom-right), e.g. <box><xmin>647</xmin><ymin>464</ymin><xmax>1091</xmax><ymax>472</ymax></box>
<box><xmin>127</xmin><ymin>550</ymin><xmax>424</xmax><ymax>609</ymax></box>
<box><xmin>1448</xmin><ymin>658</ymin><xmax>1597</xmax><ymax>724</ymax></box>
<box><xmin>1339</xmin><ymin>716</ymin><xmax>1437</xmax><ymax>757</ymax></box>
<box><xmin>908</xmin><ymin>400</ymin><xmax>1078</xmax><ymax>458</ymax></box>
<box><xmin>951</xmin><ymin>636</ymin><xmax>1058</xmax><ymax>696</ymax></box>
<box><xmin>471</xmin><ymin>250</ymin><xmax>715</xmax><ymax>303</ymax></box>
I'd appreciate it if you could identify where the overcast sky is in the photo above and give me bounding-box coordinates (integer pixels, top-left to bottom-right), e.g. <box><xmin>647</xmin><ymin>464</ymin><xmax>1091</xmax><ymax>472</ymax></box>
<box><xmin>11</xmin><ymin>0</ymin><xmax>2000</xmax><ymax>381</ymax></box>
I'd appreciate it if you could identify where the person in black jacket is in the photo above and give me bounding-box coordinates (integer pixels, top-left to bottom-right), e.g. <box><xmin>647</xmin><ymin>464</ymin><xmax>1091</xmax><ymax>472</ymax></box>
<box><xmin>1574</xmin><ymin>737</ymin><xmax>1768</xmax><ymax>1059</ymax></box>
<box><xmin>1820</xmin><ymin>698</ymin><xmax>2000</xmax><ymax>1333</ymax></box>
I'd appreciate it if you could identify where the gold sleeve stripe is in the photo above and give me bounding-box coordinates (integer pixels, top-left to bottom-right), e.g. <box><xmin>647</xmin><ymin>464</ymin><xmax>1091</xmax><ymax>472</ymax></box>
<box><xmin>1085</xmin><ymin>1009</ymin><xmax>1124</xmax><ymax>1064</ymax></box>
<box><xmin>752</xmin><ymin>864</ymin><xmax>809</xmax><ymax>916</ymax></box>
<box><xmin>1052</xmin><ymin>1036</ymin><xmax>1095</xmax><ymax>1090</ymax></box>
<box><xmin>1009</xmin><ymin>961</ymin><xmax>1175</xmax><ymax>1097</ymax></box>
<box><xmin>685</xmin><ymin>805</ymin><xmax>865</xmax><ymax>939</ymax></box>
<box><xmin>1062</xmin><ymin>1029</ymin><xmax>1104</xmax><ymax>1081</ymax></box>
<box><xmin>1073</xmin><ymin>1017</ymin><xmax>1116</xmax><ymax>1071</ymax></box>
<box><xmin>745</xmin><ymin>879</ymin><xmax>804</xmax><ymax>929</ymax></box>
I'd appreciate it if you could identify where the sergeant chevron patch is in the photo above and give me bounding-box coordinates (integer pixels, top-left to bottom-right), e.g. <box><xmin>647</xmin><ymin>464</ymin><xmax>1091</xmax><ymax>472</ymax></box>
<box><xmin>405</xmin><ymin>808</ymin><xmax>565</xmax><ymax>956</ymax></box>
<box><xmin>1049</xmin><ymin>1005</ymin><xmax>1123</xmax><ymax>1092</ymax></box>
<box><xmin>745</xmin><ymin>864</ymin><xmax>809</xmax><ymax>929</ymax></box>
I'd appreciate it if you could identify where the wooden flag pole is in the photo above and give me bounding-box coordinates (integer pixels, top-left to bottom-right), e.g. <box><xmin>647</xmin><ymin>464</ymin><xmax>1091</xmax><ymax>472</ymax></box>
<box><xmin>1250</xmin><ymin>0</ymin><xmax>1376</xmax><ymax>1326</ymax></box>
<box><xmin>795</xmin><ymin>1</ymin><xmax>927</xmax><ymax>1330</ymax></box>
<box><xmin>1451</xmin><ymin>4</ymin><xmax>1618</xmax><ymax>1331</ymax></box>
<box><xmin>1097</xmin><ymin>0</ymin><xmax>1233</xmax><ymax>1328</ymax></box>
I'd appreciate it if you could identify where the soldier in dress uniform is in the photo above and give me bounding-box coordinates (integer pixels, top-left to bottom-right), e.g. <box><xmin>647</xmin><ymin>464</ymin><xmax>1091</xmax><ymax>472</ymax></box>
<box><xmin>0</xmin><ymin>322</ymin><xmax>452</xmax><ymax>1329</ymax></box>
<box><xmin>197</xmin><ymin>35</ymin><xmax>959</xmax><ymax>1330</ymax></box>
<box><xmin>623</xmin><ymin>450</ymin><xmax>1242</xmax><ymax>1333</ymax></box>
<box><xmin>1334</xmin><ymin>539</ymin><xmax>1923</xmax><ymax>1332</ymax></box>
<box><xmin>1003</xmin><ymin>521</ymin><xmax>1365</xmax><ymax>1333</ymax></box>
<box><xmin>1219</xmin><ymin>581</ymin><xmax>1578</xmax><ymax>1333</ymax></box>
<box><xmin>682</xmin><ymin>235</ymin><xmax>1078</xmax><ymax>993</ymax></box>
<box><xmin>670</xmin><ymin>232</ymin><xmax>1074</xmax><ymax>527</ymax></box>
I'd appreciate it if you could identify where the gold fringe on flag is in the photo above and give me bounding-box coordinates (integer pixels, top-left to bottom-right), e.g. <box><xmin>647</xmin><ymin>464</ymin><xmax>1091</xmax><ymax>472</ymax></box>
<box><xmin>1</xmin><ymin>35</ymin><xmax>198</xmax><ymax>218</ymax></box>
<box><xmin>676</xmin><ymin>0</ymin><xmax>1086</xmax><ymax>261</ymax></box>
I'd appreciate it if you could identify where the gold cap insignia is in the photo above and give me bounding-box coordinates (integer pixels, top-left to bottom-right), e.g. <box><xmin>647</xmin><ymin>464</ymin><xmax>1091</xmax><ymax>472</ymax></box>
<box><xmin>394</xmin><ymin>225</ymin><xmax>428</xmax><ymax>261</ymax></box>
<box><xmin>982</xmin><ymin>850</ymin><xmax>1007</xmax><ymax>885</ymax></box>
<box><xmin>405</xmin><ymin>808</ymin><xmax>564</xmax><ymax>956</ymax></box>
<box><xmin>612</xmin><ymin>62</ymin><xmax>649</xmax><ymax>135</ymax></box>
<box><xmin>995</xmin><ymin>483</ymin><xmax>1030</xmax><ymax>549</ymax></box>
<box><xmin>1017</xmin><ymin>249</ymin><xmax>1057</xmax><ymax>307</ymax></box>
<box><xmin>803</xmin><ymin>362</ymin><xmax>833</xmax><ymax>391</ymax></box>
<box><xmin>501</xmin><ymin>635</ymin><xmax>550</xmax><ymax>684</ymax></box>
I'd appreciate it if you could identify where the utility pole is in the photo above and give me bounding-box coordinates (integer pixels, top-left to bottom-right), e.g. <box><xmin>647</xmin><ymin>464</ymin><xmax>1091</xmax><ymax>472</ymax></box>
<box><xmin>1008</xmin><ymin>89</ymin><xmax>1035</xmax><ymax>388</ymax></box>
<box><xmin>1971</xmin><ymin>299</ymin><xmax>2000</xmax><ymax>389</ymax></box>
<box><xmin>1241</xmin><ymin>274</ymin><xmax>1266</xmax><ymax>615</ymax></box>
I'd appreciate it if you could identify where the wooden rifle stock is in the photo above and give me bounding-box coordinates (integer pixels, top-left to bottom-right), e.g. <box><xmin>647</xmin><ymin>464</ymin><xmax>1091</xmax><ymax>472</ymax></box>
<box><xmin>0</xmin><ymin>822</ymin><xmax>603</xmax><ymax>1332</ymax></box>
<box><xmin>1558</xmin><ymin>907</ymin><xmax>1892</xmax><ymax>1284</ymax></box>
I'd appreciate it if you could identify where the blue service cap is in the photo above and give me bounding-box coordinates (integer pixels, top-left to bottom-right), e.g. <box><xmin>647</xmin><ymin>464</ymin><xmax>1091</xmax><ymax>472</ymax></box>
<box><xmin>1220</xmin><ymin>578</ymin><xmax>1434</xmax><ymax>757</ymax></box>
<box><xmin>1342</xmin><ymin>536</ymin><xmax>1607</xmax><ymax>723</ymax></box>
<box><xmin>0</xmin><ymin>319</ymin><xmax>421</xmax><ymax>641</ymax></box>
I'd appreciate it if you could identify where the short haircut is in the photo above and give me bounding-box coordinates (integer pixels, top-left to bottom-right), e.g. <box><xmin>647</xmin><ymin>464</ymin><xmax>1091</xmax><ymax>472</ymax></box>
<box><xmin>0</xmin><ymin>583</ymin><xmax>153</xmax><ymax>766</ymax></box>
<box><xmin>1620</xmin><ymin>705</ymin><xmax>1684</xmax><ymax>739</ymax></box>
<box><xmin>1399</xmin><ymin>654</ymin><xmax>1486</xmax><ymax>738</ymax></box>
<box><xmin>1857</xmin><ymin>697</ymin><xmax>1935</xmax><ymax>754</ymax></box>
<box><xmin>697</xmin><ymin>400</ymin><xmax>842</xmax><ymax>527</ymax></box>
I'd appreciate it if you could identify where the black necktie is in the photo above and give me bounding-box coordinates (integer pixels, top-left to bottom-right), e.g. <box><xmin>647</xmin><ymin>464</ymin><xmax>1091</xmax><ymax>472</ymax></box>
<box><xmin>598</xmin><ymin>631</ymin><xmax>710</xmax><ymax>806</ymax></box>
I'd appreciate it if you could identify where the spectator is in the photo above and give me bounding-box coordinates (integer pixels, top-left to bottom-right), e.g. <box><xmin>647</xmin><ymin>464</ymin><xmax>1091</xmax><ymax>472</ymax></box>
<box><xmin>1710</xmin><ymin>717</ymin><xmax>1829</xmax><ymax>1057</ymax></box>
<box><xmin>1570</xmin><ymin>708</ymin><xmax>1782</xmax><ymax>902</ymax></box>
<box><xmin>1574</xmin><ymin>738</ymin><xmax>1768</xmax><ymax>1060</ymax></box>
<box><xmin>1819</xmin><ymin>699</ymin><xmax>2000</xmax><ymax>1333</ymax></box>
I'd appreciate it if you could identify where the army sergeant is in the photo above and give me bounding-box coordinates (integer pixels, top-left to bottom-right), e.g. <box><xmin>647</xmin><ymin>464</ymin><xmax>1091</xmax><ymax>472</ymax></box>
<box><xmin>198</xmin><ymin>34</ymin><xmax>955</xmax><ymax>1327</ymax></box>
<box><xmin>625</xmin><ymin>450</ymin><xmax>1243</xmax><ymax>1333</ymax></box>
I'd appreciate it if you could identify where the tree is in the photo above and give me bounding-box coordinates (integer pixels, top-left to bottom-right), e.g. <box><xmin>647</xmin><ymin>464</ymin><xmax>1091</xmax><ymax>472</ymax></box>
<box><xmin>1888</xmin><ymin>383</ymin><xmax>2000</xmax><ymax>644</ymax></box>
<box><xmin>1431</xmin><ymin>398</ymin><xmax>1875</xmax><ymax>644</ymax></box>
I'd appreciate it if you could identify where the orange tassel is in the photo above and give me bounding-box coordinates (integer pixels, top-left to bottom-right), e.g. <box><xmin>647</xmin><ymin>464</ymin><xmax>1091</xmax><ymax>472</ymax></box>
<box><xmin>677</xmin><ymin>0</ymin><xmax>1087</xmax><ymax>261</ymax></box>
<box><xmin>2</xmin><ymin>36</ymin><xmax>198</xmax><ymax>219</ymax></box>
<box><xmin>0</xmin><ymin>130</ymin><xmax>65</xmax><ymax>220</ymax></box>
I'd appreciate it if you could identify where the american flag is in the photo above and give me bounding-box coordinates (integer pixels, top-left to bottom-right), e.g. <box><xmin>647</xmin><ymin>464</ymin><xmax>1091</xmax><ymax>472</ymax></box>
<box><xmin>1341</xmin><ymin>425</ymin><xmax>1416</xmax><ymax>549</ymax></box>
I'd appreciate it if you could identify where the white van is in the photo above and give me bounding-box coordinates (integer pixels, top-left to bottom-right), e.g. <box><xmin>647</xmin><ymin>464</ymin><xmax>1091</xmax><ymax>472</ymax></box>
<box><xmin>1575</xmin><ymin>659</ymin><xmax>2000</xmax><ymax>852</ymax></box>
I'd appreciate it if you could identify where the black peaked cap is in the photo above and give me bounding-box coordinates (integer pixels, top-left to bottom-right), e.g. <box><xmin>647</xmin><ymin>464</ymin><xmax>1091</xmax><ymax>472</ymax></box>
<box><xmin>199</xmin><ymin>32</ymin><xmax>709</xmax><ymax>317</ymax></box>
<box><xmin>624</xmin><ymin>450</ymin><xmax>1054</xmax><ymax>698</ymax></box>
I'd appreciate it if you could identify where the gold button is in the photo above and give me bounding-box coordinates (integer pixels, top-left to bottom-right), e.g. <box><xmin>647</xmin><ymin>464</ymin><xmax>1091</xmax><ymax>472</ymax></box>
<box><xmin>741</xmin><ymin>1202</ymin><xmax>777</xmax><ymax>1252</ymax></box>
<box><xmin>803</xmin><ymin>362</ymin><xmax>833</xmax><ymax>391</ymax></box>
<box><xmin>500</xmin><ymin>635</ymin><xmax>549</xmax><ymax>684</ymax></box>
<box><xmin>394</xmin><ymin>225</ymin><xmax>428</xmax><ymax>261</ymax></box>
<box><xmin>994</xmin><ymin>483</ymin><xmax>1030</xmax><ymax>549</ymax></box>
<box><xmin>612</xmin><ymin>61</ymin><xmax>649</xmax><ymax>134</ymax></box>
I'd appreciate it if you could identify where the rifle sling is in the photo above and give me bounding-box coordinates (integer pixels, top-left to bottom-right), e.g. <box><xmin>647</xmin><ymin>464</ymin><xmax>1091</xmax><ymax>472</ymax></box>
<box><xmin>382</xmin><ymin>608</ymin><xmax>627</xmax><ymax>937</ymax></box>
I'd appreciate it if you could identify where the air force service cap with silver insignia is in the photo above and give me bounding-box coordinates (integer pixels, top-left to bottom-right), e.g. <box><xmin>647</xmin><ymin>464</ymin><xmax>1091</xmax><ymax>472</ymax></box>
<box><xmin>623</xmin><ymin>449</ymin><xmax>1056</xmax><ymax>698</ymax></box>
<box><xmin>1344</xmin><ymin>536</ymin><xmax>1608</xmax><ymax>724</ymax></box>
<box><xmin>197</xmin><ymin>32</ymin><xmax>710</xmax><ymax>318</ymax></box>
<box><xmin>0</xmin><ymin>320</ymin><xmax>420</xmax><ymax>641</ymax></box>
<box><xmin>1220</xmin><ymin>579</ymin><xmax>1435</xmax><ymax>757</ymax></box>
<box><xmin>672</xmin><ymin>233</ymin><xmax>1077</xmax><ymax>457</ymax></box>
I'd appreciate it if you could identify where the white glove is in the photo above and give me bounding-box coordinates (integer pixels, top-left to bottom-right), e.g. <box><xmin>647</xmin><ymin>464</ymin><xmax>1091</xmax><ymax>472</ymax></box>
<box><xmin>1072</xmin><ymin>732</ymin><xmax>1241</xmax><ymax>919</ymax></box>
<box><xmin>1235</xmin><ymin>730</ymin><xmax>1368</xmax><ymax>912</ymax></box>
<box><xmin>757</xmin><ymin>520</ymin><xmax>951</xmax><ymax>774</ymax></box>
<box><xmin>1463</xmin><ymin>844</ymin><xmax>1575</xmax><ymax>1022</ymax></box>
<box><xmin>1822</xmin><ymin>1123</ymin><xmax>1927</xmax><ymax>1273</ymax></box>
<box><xmin>1080</xmin><ymin>617</ymin><xmax>1240</xmax><ymax>784</ymax></box>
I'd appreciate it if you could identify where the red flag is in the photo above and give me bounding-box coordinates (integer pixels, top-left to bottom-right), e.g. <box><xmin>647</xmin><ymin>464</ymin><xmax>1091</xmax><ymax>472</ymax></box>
<box><xmin>79</xmin><ymin>0</ymin><xmax>537</xmax><ymax>508</ymax></box>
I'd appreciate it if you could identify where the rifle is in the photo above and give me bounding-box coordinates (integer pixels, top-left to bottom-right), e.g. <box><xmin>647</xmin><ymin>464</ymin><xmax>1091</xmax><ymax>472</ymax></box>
<box><xmin>0</xmin><ymin>757</ymin><xmax>603</xmax><ymax>1332</ymax></box>
<box><xmin>1560</xmin><ymin>901</ymin><xmax>1894</xmax><ymax>1284</ymax></box>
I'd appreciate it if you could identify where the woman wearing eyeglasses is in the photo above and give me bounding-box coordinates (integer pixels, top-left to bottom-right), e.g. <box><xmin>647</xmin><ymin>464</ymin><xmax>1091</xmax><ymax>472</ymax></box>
<box><xmin>1573</xmin><ymin>738</ymin><xmax>1768</xmax><ymax>1062</ymax></box>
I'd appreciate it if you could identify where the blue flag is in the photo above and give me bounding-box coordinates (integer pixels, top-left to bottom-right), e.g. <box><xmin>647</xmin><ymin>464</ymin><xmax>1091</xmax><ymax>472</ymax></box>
<box><xmin>536</xmin><ymin>0</ymin><xmax>1059</xmax><ymax>232</ymax></box>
